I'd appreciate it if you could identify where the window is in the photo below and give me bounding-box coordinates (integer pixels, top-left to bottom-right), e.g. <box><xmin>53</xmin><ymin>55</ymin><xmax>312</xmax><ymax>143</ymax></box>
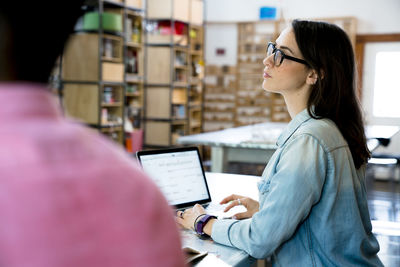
<box><xmin>362</xmin><ymin>41</ymin><xmax>400</xmax><ymax>125</ymax></box>
<box><xmin>373</xmin><ymin>51</ymin><xmax>400</xmax><ymax>118</ymax></box>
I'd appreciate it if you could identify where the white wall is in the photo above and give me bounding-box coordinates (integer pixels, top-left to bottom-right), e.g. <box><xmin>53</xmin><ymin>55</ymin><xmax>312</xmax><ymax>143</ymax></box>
<box><xmin>205</xmin><ymin>0</ymin><xmax>400</xmax><ymax>65</ymax></box>
<box><xmin>204</xmin><ymin>0</ymin><xmax>400</xmax><ymax>154</ymax></box>
<box><xmin>205</xmin><ymin>23</ymin><xmax>237</xmax><ymax>65</ymax></box>
<box><xmin>205</xmin><ymin>0</ymin><xmax>400</xmax><ymax>33</ymax></box>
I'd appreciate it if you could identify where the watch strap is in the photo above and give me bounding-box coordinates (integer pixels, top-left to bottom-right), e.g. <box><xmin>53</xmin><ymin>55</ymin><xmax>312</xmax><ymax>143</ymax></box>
<box><xmin>195</xmin><ymin>214</ymin><xmax>217</xmax><ymax>236</ymax></box>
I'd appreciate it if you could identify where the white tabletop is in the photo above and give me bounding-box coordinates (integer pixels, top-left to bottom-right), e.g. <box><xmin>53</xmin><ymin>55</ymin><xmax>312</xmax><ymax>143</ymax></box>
<box><xmin>178</xmin><ymin>122</ymin><xmax>400</xmax><ymax>151</ymax></box>
<box><xmin>178</xmin><ymin>122</ymin><xmax>286</xmax><ymax>149</ymax></box>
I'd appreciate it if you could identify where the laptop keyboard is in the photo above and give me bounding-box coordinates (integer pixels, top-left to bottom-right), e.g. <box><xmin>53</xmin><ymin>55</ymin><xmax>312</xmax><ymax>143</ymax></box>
<box><xmin>177</xmin><ymin>203</ymin><xmax>247</xmax><ymax>219</ymax></box>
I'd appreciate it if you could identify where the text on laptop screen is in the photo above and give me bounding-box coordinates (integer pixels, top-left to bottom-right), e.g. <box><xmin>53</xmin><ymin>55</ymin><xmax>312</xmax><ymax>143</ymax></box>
<box><xmin>139</xmin><ymin>150</ymin><xmax>209</xmax><ymax>206</ymax></box>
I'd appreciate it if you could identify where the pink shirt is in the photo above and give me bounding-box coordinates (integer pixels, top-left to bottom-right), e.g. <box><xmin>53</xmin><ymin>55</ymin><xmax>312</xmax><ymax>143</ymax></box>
<box><xmin>0</xmin><ymin>83</ymin><xmax>186</xmax><ymax>267</ymax></box>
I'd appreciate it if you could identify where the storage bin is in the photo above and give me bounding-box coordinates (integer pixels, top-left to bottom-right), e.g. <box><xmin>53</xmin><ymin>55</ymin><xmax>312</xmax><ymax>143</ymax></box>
<box><xmin>83</xmin><ymin>12</ymin><xmax>122</xmax><ymax>32</ymax></box>
<box><xmin>147</xmin><ymin>0</ymin><xmax>189</xmax><ymax>22</ymax></box>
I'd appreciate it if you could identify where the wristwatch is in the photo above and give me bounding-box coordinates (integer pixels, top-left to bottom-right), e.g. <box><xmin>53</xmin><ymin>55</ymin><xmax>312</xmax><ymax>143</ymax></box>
<box><xmin>195</xmin><ymin>214</ymin><xmax>217</xmax><ymax>236</ymax></box>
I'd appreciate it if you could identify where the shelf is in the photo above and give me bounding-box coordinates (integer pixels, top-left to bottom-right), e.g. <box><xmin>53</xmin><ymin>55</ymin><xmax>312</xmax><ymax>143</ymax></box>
<box><xmin>174</xmin><ymin>45</ymin><xmax>189</xmax><ymax>52</ymax></box>
<box><xmin>236</xmin><ymin>114</ymin><xmax>267</xmax><ymax>118</ymax></box>
<box><xmin>174</xmin><ymin>65</ymin><xmax>188</xmax><ymax>70</ymax></box>
<box><xmin>126</xmin><ymin>42</ymin><xmax>143</xmax><ymax>48</ymax></box>
<box><xmin>204</xmin><ymin>108</ymin><xmax>235</xmax><ymax>113</ymax></box>
<box><xmin>126</xmin><ymin>75</ymin><xmax>143</xmax><ymax>83</ymax></box>
<box><xmin>100</xmin><ymin>125</ymin><xmax>123</xmax><ymax>132</ymax></box>
<box><xmin>74</xmin><ymin>30</ymin><xmax>124</xmax><ymax>37</ymax></box>
<box><xmin>190</xmin><ymin>121</ymin><xmax>202</xmax><ymax>128</ymax></box>
<box><xmin>205</xmin><ymin>88</ymin><xmax>236</xmax><ymax>94</ymax></box>
<box><xmin>102</xmin><ymin>56</ymin><xmax>123</xmax><ymax>63</ymax></box>
<box><xmin>101</xmin><ymin>102</ymin><xmax>123</xmax><ymax>107</ymax></box>
<box><xmin>125</xmin><ymin>0</ymin><xmax>144</xmax><ymax>13</ymax></box>
<box><xmin>173</xmin><ymin>82</ymin><xmax>188</xmax><ymax>87</ymax></box>
<box><xmin>126</xmin><ymin>7</ymin><xmax>144</xmax><ymax>13</ymax></box>
<box><xmin>146</xmin><ymin>43</ymin><xmax>189</xmax><ymax>48</ymax></box>
<box><xmin>147</xmin><ymin>34</ymin><xmax>188</xmax><ymax>46</ymax></box>
<box><xmin>146</xmin><ymin>18</ymin><xmax>190</xmax><ymax>24</ymax></box>
<box><xmin>189</xmin><ymin>101</ymin><xmax>202</xmax><ymax>108</ymax></box>
<box><xmin>204</xmin><ymin>118</ymin><xmax>234</xmax><ymax>123</ymax></box>
<box><xmin>204</xmin><ymin>99</ymin><xmax>235</xmax><ymax>104</ymax></box>
<box><xmin>172</xmin><ymin>120</ymin><xmax>187</xmax><ymax>125</ymax></box>
<box><xmin>128</xmin><ymin>104</ymin><xmax>142</xmax><ymax>109</ymax></box>
<box><xmin>190</xmin><ymin>50</ymin><xmax>202</xmax><ymax>56</ymax></box>
<box><xmin>126</xmin><ymin>92</ymin><xmax>141</xmax><ymax>97</ymax></box>
<box><xmin>102</xmin><ymin>0</ymin><xmax>125</xmax><ymax>8</ymax></box>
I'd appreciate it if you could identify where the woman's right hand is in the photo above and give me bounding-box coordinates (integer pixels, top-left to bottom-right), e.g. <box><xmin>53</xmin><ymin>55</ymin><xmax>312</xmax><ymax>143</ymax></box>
<box><xmin>220</xmin><ymin>194</ymin><xmax>259</xmax><ymax>220</ymax></box>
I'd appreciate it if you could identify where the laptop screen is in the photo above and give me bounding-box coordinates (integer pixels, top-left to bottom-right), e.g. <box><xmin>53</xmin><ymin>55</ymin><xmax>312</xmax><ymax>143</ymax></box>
<box><xmin>136</xmin><ymin>147</ymin><xmax>211</xmax><ymax>209</ymax></box>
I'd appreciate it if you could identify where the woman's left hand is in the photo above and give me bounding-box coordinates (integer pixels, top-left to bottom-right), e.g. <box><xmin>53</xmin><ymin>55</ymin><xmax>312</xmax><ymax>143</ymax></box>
<box><xmin>176</xmin><ymin>204</ymin><xmax>207</xmax><ymax>230</ymax></box>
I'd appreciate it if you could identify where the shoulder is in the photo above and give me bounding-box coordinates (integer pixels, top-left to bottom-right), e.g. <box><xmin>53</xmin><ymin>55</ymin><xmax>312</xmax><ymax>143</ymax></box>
<box><xmin>294</xmin><ymin>117</ymin><xmax>347</xmax><ymax>151</ymax></box>
<box><xmin>0</xmin><ymin>123</ymin><xmax>186</xmax><ymax>266</ymax></box>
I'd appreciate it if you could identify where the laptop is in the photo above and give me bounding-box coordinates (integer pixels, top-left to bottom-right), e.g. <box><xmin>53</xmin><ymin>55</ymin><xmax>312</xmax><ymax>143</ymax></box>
<box><xmin>136</xmin><ymin>146</ymin><xmax>213</xmax><ymax>210</ymax></box>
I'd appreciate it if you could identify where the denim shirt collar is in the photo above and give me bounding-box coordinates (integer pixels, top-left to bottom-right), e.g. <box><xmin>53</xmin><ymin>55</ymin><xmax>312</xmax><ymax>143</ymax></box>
<box><xmin>276</xmin><ymin>108</ymin><xmax>312</xmax><ymax>147</ymax></box>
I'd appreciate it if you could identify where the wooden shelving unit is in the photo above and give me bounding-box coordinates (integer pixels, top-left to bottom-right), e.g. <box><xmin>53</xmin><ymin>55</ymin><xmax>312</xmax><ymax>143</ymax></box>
<box><xmin>60</xmin><ymin>0</ymin><xmax>145</xmax><ymax>150</ymax></box>
<box><xmin>188</xmin><ymin>23</ymin><xmax>204</xmax><ymax>134</ymax></box>
<box><xmin>124</xmin><ymin>5</ymin><xmax>145</xmax><ymax>152</ymax></box>
<box><xmin>203</xmin><ymin>65</ymin><xmax>236</xmax><ymax>132</ymax></box>
<box><xmin>144</xmin><ymin>0</ymin><xmax>204</xmax><ymax>146</ymax></box>
<box><xmin>236</xmin><ymin>21</ymin><xmax>290</xmax><ymax>125</ymax></box>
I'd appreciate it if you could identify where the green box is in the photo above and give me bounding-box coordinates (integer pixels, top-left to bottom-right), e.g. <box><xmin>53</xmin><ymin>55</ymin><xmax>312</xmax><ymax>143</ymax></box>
<box><xmin>83</xmin><ymin>12</ymin><xmax>122</xmax><ymax>32</ymax></box>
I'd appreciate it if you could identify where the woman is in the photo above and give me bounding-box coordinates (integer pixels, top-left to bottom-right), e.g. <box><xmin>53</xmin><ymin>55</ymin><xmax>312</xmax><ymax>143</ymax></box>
<box><xmin>176</xmin><ymin>20</ymin><xmax>383</xmax><ymax>266</ymax></box>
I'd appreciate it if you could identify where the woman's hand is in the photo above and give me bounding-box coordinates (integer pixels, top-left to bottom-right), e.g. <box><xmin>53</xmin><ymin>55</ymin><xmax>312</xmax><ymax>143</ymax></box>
<box><xmin>176</xmin><ymin>204</ymin><xmax>207</xmax><ymax>231</ymax></box>
<box><xmin>220</xmin><ymin>194</ymin><xmax>259</xmax><ymax>220</ymax></box>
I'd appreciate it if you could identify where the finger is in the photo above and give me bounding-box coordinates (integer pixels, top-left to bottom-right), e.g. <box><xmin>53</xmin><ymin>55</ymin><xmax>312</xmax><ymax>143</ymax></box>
<box><xmin>225</xmin><ymin>197</ymin><xmax>245</xmax><ymax>212</ymax></box>
<box><xmin>220</xmin><ymin>194</ymin><xmax>239</xmax><ymax>204</ymax></box>
<box><xmin>176</xmin><ymin>210</ymin><xmax>184</xmax><ymax>218</ymax></box>
<box><xmin>220</xmin><ymin>194</ymin><xmax>242</xmax><ymax>204</ymax></box>
<box><xmin>223</xmin><ymin>201</ymin><xmax>238</xmax><ymax>212</ymax></box>
<box><xmin>232</xmin><ymin>211</ymin><xmax>250</xmax><ymax>220</ymax></box>
<box><xmin>238</xmin><ymin>198</ymin><xmax>249</xmax><ymax>207</ymax></box>
<box><xmin>175</xmin><ymin>216</ymin><xmax>184</xmax><ymax>226</ymax></box>
<box><xmin>193</xmin><ymin>204</ymin><xmax>206</xmax><ymax>213</ymax></box>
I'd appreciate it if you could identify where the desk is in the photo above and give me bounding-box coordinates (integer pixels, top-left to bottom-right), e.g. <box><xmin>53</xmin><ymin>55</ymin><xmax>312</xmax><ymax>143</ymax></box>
<box><xmin>182</xmin><ymin>172</ymin><xmax>259</xmax><ymax>267</ymax></box>
<box><xmin>178</xmin><ymin>122</ymin><xmax>286</xmax><ymax>172</ymax></box>
<box><xmin>178</xmin><ymin>123</ymin><xmax>400</xmax><ymax>172</ymax></box>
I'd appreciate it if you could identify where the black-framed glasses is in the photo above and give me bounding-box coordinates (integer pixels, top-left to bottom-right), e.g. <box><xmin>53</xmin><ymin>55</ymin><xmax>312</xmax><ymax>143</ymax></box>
<box><xmin>266</xmin><ymin>42</ymin><xmax>309</xmax><ymax>67</ymax></box>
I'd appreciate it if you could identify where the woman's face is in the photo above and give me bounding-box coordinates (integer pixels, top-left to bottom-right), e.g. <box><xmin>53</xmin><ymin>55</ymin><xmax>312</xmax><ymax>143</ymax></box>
<box><xmin>262</xmin><ymin>27</ymin><xmax>310</xmax><ymax>95</ymax></box>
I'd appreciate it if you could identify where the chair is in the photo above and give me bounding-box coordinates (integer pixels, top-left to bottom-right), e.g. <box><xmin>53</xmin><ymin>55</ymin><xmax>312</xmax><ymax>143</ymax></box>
<box><xmin>367</xmin><ymin>136</ymin><xmax>400</xmax><ymax>186</ymax></box>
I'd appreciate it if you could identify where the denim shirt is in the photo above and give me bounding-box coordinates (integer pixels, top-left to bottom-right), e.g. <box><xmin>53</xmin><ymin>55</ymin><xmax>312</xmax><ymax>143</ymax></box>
<box><xmin>211</xmin><ymin>109</ymin><xmax>383</xmax><ymax>266</ymax></box>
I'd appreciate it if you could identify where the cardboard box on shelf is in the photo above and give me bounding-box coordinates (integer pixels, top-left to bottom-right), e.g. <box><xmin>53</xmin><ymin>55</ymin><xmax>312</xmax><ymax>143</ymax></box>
<box><xmin>126</xmin><ymin>0</ymin><xmax>142</xmax><ymax>9</ymax></box>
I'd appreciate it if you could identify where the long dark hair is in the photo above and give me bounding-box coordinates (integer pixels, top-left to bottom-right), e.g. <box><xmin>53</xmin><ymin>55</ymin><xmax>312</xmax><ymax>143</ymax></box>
<box><xmin>291</xmin><ymin>19</ymin><xmax>370</xmax><ymax>169</ymax></box>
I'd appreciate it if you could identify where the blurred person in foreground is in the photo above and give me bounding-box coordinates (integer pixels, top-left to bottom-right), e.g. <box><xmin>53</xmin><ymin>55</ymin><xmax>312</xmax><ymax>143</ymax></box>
<box><xmin>0</xmin><ymin>1</ymin><xmax>185</xmax><ymax>266</ymax></box>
